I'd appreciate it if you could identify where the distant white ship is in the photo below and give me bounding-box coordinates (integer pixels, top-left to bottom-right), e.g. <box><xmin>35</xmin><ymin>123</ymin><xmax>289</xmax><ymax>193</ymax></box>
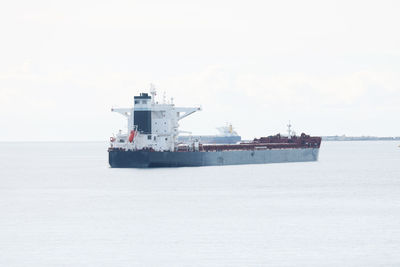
<box><xmin>178</xmin><ymin>124</ymin><xmax>241</xmax><ymax>144</ymax></box>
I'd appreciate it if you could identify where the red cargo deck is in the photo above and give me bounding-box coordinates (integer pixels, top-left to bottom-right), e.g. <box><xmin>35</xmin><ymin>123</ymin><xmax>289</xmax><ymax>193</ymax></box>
<box><xmin>194</xmin><ymin>133</ymin><xmax>321</xmax><ymax>152</ymax></box>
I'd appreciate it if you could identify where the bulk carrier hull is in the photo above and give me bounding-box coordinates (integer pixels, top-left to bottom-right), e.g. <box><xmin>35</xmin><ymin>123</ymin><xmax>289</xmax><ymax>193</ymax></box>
<box><xmin>109</xmin><ymin>148</ymin><xmax>319</xmax><ymax>168</ymax></box>
<box><xmin>109</xmin><ymin>89</ymin><xmax>322</xmax><ymax>168</ymax></box>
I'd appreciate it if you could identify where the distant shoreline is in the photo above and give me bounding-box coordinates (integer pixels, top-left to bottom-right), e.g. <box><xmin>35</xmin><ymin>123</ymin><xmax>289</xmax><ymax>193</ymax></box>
<box><xmin>322</xmin><ymin>136</ymin><xmax>400</xmax><ymax>141</ymax></box>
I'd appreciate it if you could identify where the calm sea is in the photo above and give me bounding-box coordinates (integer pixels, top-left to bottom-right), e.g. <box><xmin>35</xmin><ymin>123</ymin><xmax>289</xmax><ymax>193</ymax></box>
<box><xmin>1</xmin><ymin>141</ymin><xmax>399</xmax><ymax>266</ymax></box>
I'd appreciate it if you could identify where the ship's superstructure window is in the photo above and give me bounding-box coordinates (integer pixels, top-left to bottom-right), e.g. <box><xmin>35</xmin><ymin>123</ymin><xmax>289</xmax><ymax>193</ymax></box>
<box><xmin>134</xmin><ymin>110</ymin><xmax>151</xmax><ymax>134</ymax></box>
<box><xmin>135</xmin><ymin>100</ymin><xmax>140</xmax><ymax>104</ymax></box>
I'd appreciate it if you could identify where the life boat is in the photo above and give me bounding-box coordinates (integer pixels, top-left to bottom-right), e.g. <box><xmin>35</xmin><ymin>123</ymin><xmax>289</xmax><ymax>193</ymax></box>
<box><xmin>129</xmin><ymin>130</ymin><xmax>136</xmax><ymax>142</ymax></box>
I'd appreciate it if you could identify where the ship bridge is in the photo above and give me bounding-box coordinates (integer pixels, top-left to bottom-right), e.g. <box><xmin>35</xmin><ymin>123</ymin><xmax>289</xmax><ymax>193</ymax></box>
<box><xmin>111</xmin><ymin>86</ymin><xmax>201</xmax><ymax>152</ymax></box>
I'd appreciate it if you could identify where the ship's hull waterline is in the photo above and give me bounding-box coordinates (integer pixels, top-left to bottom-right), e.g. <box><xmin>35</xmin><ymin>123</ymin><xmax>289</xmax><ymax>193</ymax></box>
<box><xmin>109</xmin><ymin>148</ymin><xmax>320</xmax><ymax>168</ymax></box>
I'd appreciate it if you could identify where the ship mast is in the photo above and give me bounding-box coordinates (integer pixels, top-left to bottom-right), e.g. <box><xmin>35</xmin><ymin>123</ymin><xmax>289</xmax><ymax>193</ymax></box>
<box><xmin>150</xmin><ymin>83</ymin><xmax>157</xmax><ymax>104</ymax></box>
<box><xmin>287</xmin><ymin>121</ymin><xmax>292</xmax><ymax>138</ymax></box>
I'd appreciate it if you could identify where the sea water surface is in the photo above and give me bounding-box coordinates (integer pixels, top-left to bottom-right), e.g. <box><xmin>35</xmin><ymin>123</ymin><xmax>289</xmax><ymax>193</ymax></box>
<box><xmin>1</xmin><ymin>141</ymin><xmax>399</xmax><ymax>266</ymax></box>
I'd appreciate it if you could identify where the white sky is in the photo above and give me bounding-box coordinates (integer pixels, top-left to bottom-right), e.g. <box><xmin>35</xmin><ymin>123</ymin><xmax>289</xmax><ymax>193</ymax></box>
<box><xmin>1</xmin><ymin>0</ymin><xmax>399</xmax><ymax>141</ymax></box>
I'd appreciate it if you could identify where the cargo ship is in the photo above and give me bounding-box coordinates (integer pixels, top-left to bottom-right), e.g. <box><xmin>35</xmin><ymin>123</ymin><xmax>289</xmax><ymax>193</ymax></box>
<box><xmin>108</xmin><ymin>86</ymin><xmax>321</xmax><ymax>168</ymax></box>
<box><xmin>177</xmin><ymin>124</ymin><xmax>241</xmax><ymax>144</ymax></box>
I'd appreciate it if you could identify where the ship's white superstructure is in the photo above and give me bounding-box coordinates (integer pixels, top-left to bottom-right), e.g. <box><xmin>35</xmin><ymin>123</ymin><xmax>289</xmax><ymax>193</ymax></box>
<box><xmin>216</xmin><ymin>124</ymin><xmax>239</xmax><ymax>137</ymax></box>
<box><xmin>111</xmin><ymin>86</ymin><xmax>201</xmax><ymax>152</ymax></box>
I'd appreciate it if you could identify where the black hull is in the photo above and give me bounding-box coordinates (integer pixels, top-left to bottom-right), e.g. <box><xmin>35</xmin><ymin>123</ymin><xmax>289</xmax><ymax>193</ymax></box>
<box><xmin>109</xmin><ymin>148</ymin><xmax>319</xmax><ymax>168</ymax></box>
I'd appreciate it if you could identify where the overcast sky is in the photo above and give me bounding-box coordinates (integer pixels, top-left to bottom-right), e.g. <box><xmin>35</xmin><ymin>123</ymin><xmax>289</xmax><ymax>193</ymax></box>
<box><xmin>1</xmin><ymin>0</ymin><xmax>399</xmax><ymax>141</ymax></box>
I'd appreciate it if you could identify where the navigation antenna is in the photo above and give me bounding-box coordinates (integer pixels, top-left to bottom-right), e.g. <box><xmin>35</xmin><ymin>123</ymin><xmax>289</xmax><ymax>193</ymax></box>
<box><xmin>150</xmin><ymin>83</ymin><xmax>157</xmax><ymax>104</ymax></box>
<box><xmin>287</xmin><ymin>121</ymin><xmax>292</xmax><ymax>138</ymax></box>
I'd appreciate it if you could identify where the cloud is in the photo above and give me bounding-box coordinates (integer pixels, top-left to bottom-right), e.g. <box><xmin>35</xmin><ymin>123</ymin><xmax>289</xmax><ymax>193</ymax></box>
<box><xmin>1</xmin><ymin>63</ymin><xmax>398</xmax><ymax>116</ymax></box>
<box><xmin>161</xmin><ymin>66</ymin><xmax>400</xmax><ymax>107</ymax></box>
<box><xmin>1</xmin><ymin>65</ymin><xmax>399</xmax><ymax>140</ymax></box>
